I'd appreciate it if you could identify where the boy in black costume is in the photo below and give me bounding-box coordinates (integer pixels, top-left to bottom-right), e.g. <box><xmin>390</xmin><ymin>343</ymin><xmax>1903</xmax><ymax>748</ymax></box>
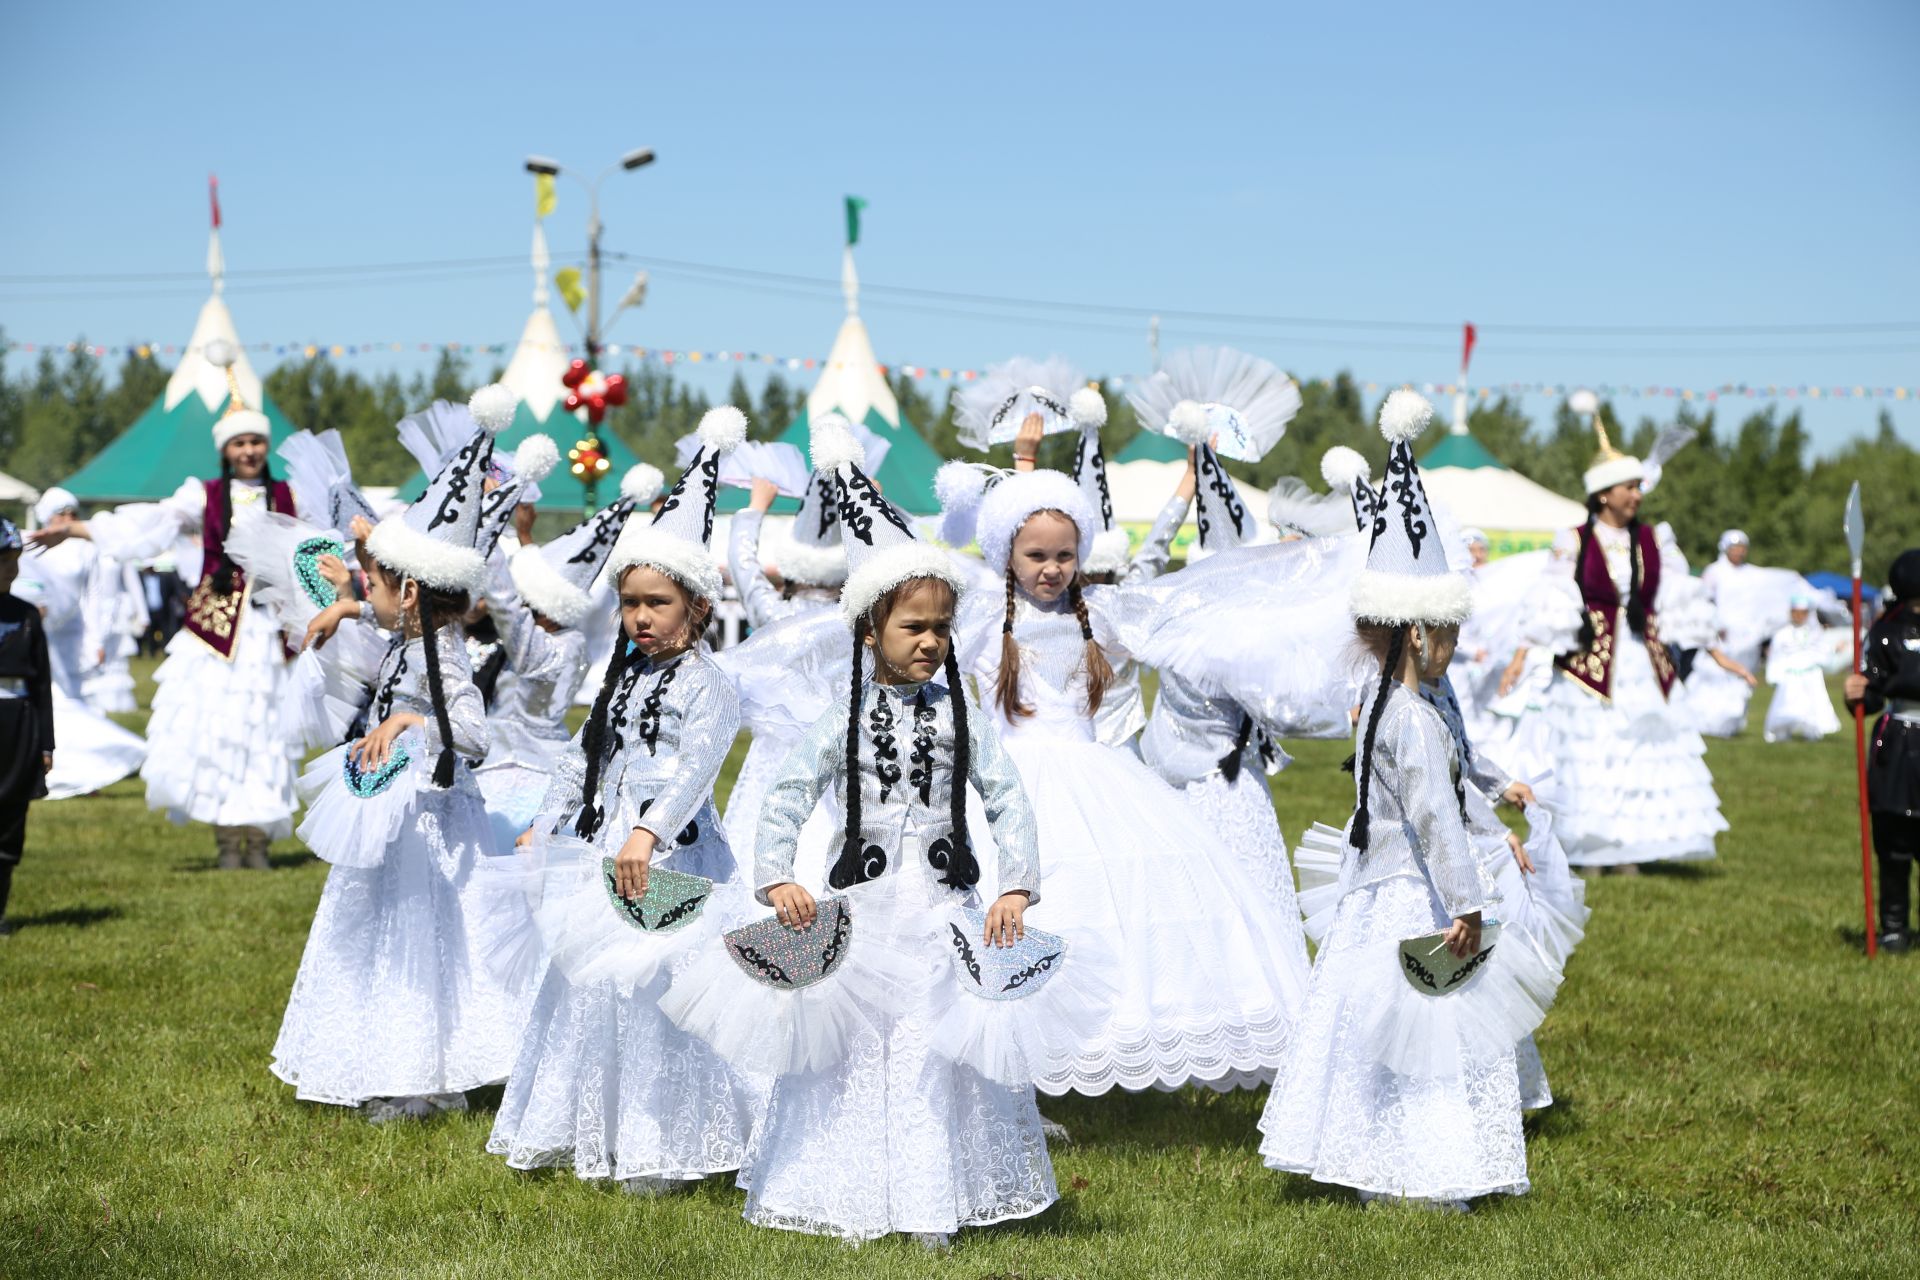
<box><xmin>0</xmin><ymin>516</ymin><xmax>55</xmax><ymax>935</ymax></box>
<box><xmin>1847</xmin><ymin>549</ymin><xmax>1920</xmax><ymax>953</ymax></box>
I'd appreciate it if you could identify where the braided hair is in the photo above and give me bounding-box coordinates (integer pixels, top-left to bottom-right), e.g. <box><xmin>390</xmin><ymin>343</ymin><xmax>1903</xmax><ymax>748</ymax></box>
<box><xmin>993</xmin><ymin>566</ymin><xmax>1114</xmax><ymax>722</ymax></box>
<box><xmin>829</xmin><ymin>578</ymin><xmax>976</xmax><ymax>891</ymax></box>
<box><xmin>1348</xmin><ymin>625</ymin><xmax>1406</xmax><ymax>853</ymax></box>
<box><xmin>368</xmin><ymin>558</ymin><xmax>468</xmax><ymax>789</ymax></box>
<box><xmin>208</xmin><ymin>451</ymin><xmax>278</xmax><ymax>596</ymax></box>
<box><xmin>574</xmin><ymin>625</ymin><xmax>639</xmax><ymax>840</ymax></box>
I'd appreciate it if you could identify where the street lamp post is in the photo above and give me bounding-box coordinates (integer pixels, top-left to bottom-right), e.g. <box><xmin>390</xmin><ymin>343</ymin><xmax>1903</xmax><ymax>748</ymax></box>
<box><xmin>524</xmin><ymin>148</ymin><xmax>654</xmax><ymax>513</ymax></box>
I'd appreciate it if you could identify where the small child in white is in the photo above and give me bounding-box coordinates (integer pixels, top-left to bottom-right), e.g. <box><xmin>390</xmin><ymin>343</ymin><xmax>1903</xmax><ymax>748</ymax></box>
<box><xmin>1763</xmin><ymin>593</ymin><xmax>1842</xmax><ymax>743</ymax></box>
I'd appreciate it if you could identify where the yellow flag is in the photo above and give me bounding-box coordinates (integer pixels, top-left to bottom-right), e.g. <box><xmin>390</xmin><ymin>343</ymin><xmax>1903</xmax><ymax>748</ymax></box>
<box><xmin>553</xmin><ymin>266</ymin><xmax>585</xmax><ymax>313</ymax></box>
<box><xmin>534</xmin><ymin>172</ymin><xmax>557</xmax><ymax>219</ymax></box>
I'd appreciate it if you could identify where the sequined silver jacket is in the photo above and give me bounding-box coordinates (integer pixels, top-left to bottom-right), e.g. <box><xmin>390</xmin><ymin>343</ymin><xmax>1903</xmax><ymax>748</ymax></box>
<box><xmin>482</xmin><ymin>553</ymin><xmax>591</xmax><ymax>770</ymax></box>
<box><xmin>754</xmin><ymin>677</ymin><xmax>1041</xmax><ymax>906</ymax></box>
<box><xmin>1141</xmin><ymin>670</ymin><xmax>1290</xmax><ymax>787</ymax></box>
<box><xmin>539</xmin><ymin>649</ymin><xmax>739</xmax><ymax>875</ymax></box>
<box><xmin>362</xmin><ymin>625</ymin><xmax>490</xmax><ymax>764</ymax></box>
<box><xmin>1345</xmin><ymin>682</ymin><xmax>1492</xmax><ymax>919</ymax></box>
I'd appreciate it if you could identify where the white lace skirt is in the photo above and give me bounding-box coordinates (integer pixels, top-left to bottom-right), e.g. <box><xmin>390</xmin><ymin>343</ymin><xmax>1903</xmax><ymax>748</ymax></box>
<box><xmin>1179</xmin><ymin>768</ymin><xmax>1311</xmax><ymax>967</ymax></box>
<box><xmin>978</xmin><ymin>735</ymin><xmax>1307</xmax><ymax>1095</ymax></box>
<box><xmin>43</xmin><ymin>687</ymin><xmax>145</xmax><ymax>800</ymax></box>
<box><xmin>1537</xmin><ymin>630</ymin><xmax>1726</xmax><ymax>866</ymax></box>
<box><xmin>737</xmin><ymin>1005</ymin><xmax>1056</xmax><ymax>1240</ymax></box>
<box><xmin>270</xmin><ymin>779</ymin><xmax>534</xmax><ymax>1105</ymax></box>
<box><xmin>1258</xmin><ymin>874</ymin><xmax>1529</xmax><ymax>1201</ymax></box>
<box><xmin>487</xmin><ymin>967</ymin><xmax>757</xmax><ymax>1182</ymax></box>
<box><xmin>1763</xmin><ymin>672</ymin><xmax>1841</xmax><ymax>742</ymax></box>
<box><xmin>143</xmin><ymin>608</ymin><xmax>297</xmax><ymax>835</ymax></box>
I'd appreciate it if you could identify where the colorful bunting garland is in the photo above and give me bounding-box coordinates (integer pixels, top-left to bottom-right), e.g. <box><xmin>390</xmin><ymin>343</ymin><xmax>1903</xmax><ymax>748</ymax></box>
<box><xmin>2</xmin><ymin>338</ymin><xmax>1913</xmax><ymax>404</ymax></box>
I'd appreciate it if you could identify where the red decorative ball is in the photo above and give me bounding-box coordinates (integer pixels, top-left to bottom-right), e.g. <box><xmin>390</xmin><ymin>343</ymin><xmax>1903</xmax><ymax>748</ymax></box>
<box><xmin>603</xmin><ymin>374</ymin><xmax>628</xmax><ymax>406</ymax></box>
<box><xmin>561</xmin><ymin>359</ymin><xmax>589</xmax><ymax>389</ymax></box>
<box><xmin>587</xmin><ymin>403</ymin><xmax>607</xmax><ymax>425</ymax></box>
<box><xmin>564</xmin><ymin>390</ymin><xmax>583</xmax><ymax>412</ymax></box>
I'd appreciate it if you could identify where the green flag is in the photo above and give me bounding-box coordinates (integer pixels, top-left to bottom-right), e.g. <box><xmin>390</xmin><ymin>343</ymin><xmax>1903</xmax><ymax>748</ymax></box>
<box><xmin>844</xmin><ymin>195</ymin><xmax>868</xmax><ymax>247</ymax></box>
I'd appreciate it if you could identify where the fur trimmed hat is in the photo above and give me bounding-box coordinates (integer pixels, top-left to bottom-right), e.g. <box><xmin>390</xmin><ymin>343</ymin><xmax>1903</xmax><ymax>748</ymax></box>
<box><xmin>363</xmin><ymin>385</ymin><xmax>515</xmax><ymax>593</ymax></box>
<box><xmin>506</xmin><ymin>463</ymin><xmax>659</xmax><ymax>628</ymax></box>
<box><xmin>604</xmin><ymin>406</ymin><xmax>747</xmax><ymax>601</ymax></box>
<box><xmin>810</xmin><ymin>415</ymin><xmax>965</xmax><ymax>627</ymax></box>
<box><xmin>974</xmin><ymin>469</ymin><xmax>1096</xmax><ymax>577</ymax></box>
<box><xmin>1348</xmin><ymin>390</ymin><xmax>1472</xmax><ymax>626</ymax></box>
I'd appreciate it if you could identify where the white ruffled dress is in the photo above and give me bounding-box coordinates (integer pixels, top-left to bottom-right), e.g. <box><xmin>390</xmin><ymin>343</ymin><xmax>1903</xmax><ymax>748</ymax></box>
<box><xmin>1528</xmin><ymin>522</ymin><xmax>1727</xmax><ymax>867</ymax></box>
<box><xmin>965</xmin><ymin>590</ymin><xmax>1308</xmax><ymax>1094</ymax></box>
<box><xmin>728</xmin><ymin>676</ymin><xmax>1057</xmax><ymax>1242</ymax></box>
<box><xmin>87</xmin><ymin>477</ymin><xmax>301</xmax><ymax>836</ymax></box>
<box><xmin>1763</xmin><ymin>620</ymin><xmax>1842</xmax><ymax>742</ymax></box>
<box><xmin>474</xmin><ymin>553</ymin><xmax>591</xmax><ymax>843</ymax></box>
<box><xmin>487</xmin><ymin>649</ymin><xmax>757</xmax><ymax>1185</ymax></box>
<box><xmin>271</xmin><ymin>625</ymin><xmax>533</xmax><ymax>1106</ymax></box>
<box><xmin>1261</xmin><ymin>684</ymin><xmax>1552</xmax><ymax>1203</ymax></box>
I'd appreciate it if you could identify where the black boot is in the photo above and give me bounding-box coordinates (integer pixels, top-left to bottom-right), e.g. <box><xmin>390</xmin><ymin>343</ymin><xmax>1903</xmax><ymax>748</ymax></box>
<box><xmin>0</xmin><ymin>862</ymin><xmax>14</xmax><ymax>935</ymax></box>
<box><xmin>1878</xmin><ymin>853</ymin><xmax>1912</xmax><ymax>954</ymax></box>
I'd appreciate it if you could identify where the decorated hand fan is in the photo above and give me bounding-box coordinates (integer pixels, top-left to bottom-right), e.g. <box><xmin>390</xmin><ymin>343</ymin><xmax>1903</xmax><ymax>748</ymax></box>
<box><xmin>723</xmin><ymin>896</ymin><xmax>854</xmax><ymax>990</ymax></box>
<box><xmin>1398</xmin><ymin>922</ymin><xmax>1503</xmax><ymax>997</ymax></box>
<box><xmin>343</xmin><ymin>740</ymin><xmax>414</xmax><ymax>797</ymax></box>
<box><xmin>944</xmin><ymin>908</ymin><xmax>1067</xmax><ymax>1002</ymax></box>
<box><xmin>293</xmin><ymin>534</ymin><xmax>347</xmax><ymax>610</ymax></box>
<box><xmin>600</xmin><ymin>861</ymin><xmax>713</xmax><ymax>934</ymax></box>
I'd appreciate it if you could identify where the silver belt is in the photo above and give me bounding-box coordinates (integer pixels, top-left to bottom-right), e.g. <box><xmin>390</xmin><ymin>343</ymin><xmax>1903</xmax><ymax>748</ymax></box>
<box><xmin>0</xmin><ymin>676</ymin><xmax>27</xmax><ymax>699</ymax></box>
<box><xmin>1890</xmin><ymin>699</ymin><xmax>1920</xmax><ymax>725</ymax></box>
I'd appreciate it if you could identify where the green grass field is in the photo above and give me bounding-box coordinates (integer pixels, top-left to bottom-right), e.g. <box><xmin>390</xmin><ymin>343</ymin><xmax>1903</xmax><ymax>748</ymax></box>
<box><xmin>3</xmin><ymin>663</ymin><xmax>1916</xmax><ymax>1279</ymax></box>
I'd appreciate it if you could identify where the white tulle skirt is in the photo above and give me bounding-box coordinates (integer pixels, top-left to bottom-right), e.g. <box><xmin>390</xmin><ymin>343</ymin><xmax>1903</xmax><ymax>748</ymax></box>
<box><xmin>474</xmin><ymin>760</ymin><xmax>557</xmax><ymax>851</ymax></box>
<box><xmin>43</xmin><ymin>688</ymin><xmax>144</xmax><ymax>800</ymax></box>
<box><xmin>1764</xmin><ymin>672</ymin><xmax>1841</xmax><ymax>743</ymax></box>
<box><xmin>1686</xmin><ymin>660</ymin><xmax>1754</xmax><ymax>737</ymax></box>
<box><xmin>1258</xmin><ymin>874</ymin><xmax>1531</xmax><ymax>1201</ymax></box>
<box><xmin>1537</xmin><ymin>628</ymin><xmax>1726</xmax><ymax>867</ymax></box>
<box><xmin>143</xmin><ymin>608</ymin><xmax>298</xmax><ymax>836</ymax></box>
<box><xmin>82</xmin><ymin>649</ymin><xmax>138</xmax><ymax>714</ymax></box>
<box><xmin>976</xmin><ymin>732</ymin><xmax>1308</xmax><ymax>1095</ymax></box>
<box><xmin>733</xmin><ymin>856</ymin><xmax>1057</xmax><ymax>1240</ymax></box>
<box><xmin>271</xmin><ymin>774</ymin><xmax>534</xmax><ymax>1106</ymax></box>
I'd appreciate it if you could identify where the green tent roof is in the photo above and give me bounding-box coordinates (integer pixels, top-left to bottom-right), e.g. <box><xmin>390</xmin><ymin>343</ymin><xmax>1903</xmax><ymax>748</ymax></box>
<box><xmin>715</xmin><ymin>404</ymin><xmax>946</xmax><ymax>516</ymax></box>
<box><xmin>1116</xmin><ymin>429</ymin><xmax>1188</xmax><ymax>463</ymax></box>
<box><xmin>1419</xmin><ymin>433</ymin><xmax>1508</xmax><ymax>471</ymax></box>
<box><xmin>62</xmin><ymin>393</ymin><xmax>299</xmax><ymax>502</ymax></box>
<box><xmin>397</xmin><ymin>402</ymin><xmax>644</xmax><ymax>514</ymax></box>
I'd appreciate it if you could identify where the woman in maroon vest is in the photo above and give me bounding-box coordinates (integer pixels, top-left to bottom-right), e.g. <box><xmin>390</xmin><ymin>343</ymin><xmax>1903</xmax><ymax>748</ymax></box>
<box><xmin>1517</xmin><ymin>413</ymin><xmax>1726</xmax><ymax>873</ymax></box>
<box><xmin>27</xmin><ymin>343</ymin><xmax>303</xmax><ymax>869</ymax></box>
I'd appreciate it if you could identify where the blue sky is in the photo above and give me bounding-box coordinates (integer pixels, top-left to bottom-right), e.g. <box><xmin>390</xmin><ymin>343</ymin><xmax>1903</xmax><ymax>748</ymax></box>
<box><xmin>3</xmin><ymin>0</ymin><xmax>1914</xmax><ymax>454</ymax></box>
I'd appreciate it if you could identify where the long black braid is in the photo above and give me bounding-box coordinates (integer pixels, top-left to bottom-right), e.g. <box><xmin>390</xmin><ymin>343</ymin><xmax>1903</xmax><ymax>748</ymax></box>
<box><xmin>827</xmin><ymin>626</ymin><xmax>885</xmax><ymax>889</ymax></box>
<box><xmin>574</xmin><ymin>626</ymin><xmax>639</xmax><ymax>840</ymax></box>
<box><xmin>1348</xmin><ymin>627</ymin><xmax>1406</xmax><ymax>853</ymax></box>
<box><xmin>933</xmin><ymin>644</ymin><xmax>981</xmax><ymax>890</ymax></box>
<box><xmin>416</xmin><ymin>588</ymin><xmax>457</xmax><ymax>788</ymax></box>
<box><xmin>208</xmin><ymin>454</ymin><xmax>277</xmax><ymax>596</ymax></box>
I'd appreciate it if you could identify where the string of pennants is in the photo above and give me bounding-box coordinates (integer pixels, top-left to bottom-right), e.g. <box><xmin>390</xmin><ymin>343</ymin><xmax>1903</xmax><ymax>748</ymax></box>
<box><xmin>3</xmin><ymin>338</ymin><xmax>1914</xmax><ymax>403</ymax></box>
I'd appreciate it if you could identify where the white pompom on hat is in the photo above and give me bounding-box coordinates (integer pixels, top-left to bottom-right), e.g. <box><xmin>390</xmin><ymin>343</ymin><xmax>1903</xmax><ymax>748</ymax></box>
<box><xmin>205</xmin><ymin>337</ymin><xmax>272</xmax><ymax>451</ymax></box>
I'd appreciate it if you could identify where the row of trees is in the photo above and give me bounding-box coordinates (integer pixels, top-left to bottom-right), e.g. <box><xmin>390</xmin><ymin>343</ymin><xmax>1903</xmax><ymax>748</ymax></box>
<box><xmin>2</xmin><ymin>335</ymin><xmax>1914</xmax><ymax>580</ymax></box>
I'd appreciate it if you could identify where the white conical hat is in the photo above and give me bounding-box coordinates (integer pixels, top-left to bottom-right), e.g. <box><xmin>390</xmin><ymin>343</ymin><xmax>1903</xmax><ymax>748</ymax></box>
<box><xmin>605</xmin><ymin>407</ymin><xmax>747</xmax><ymax>599</ymax></box>
<box><xmin>1067</xmin><ymin>388</ymin><xmax>1130</xmax><ymax>574</ymax></box>
<box><xmin>364</xmin><ymin>385</ymin><xmax>516</xmax><ymax>593</ymax></box>
<box><xmin>814</xmin><ymin>415</ymin><xmax>964</xmax><ymax>627</ymax></box>
<box><xmin>1348</xmin><ymin>391</ymin><xmax>1471</xmax><ymax>626</ymax></box>
<box><xmin>1321</xmin><ymin>446</ymin><xmax>1381</xmax><ymax>535</ymax></box>
<box><xmin>508</xmin><ymin>464</ymin><xmax>658</xmax><ymax>627</ymax></box>
<box><xmin>769</xmin><ymin>411</ymin><xmax>859</xmax><ymax>587</ymax></box>
<box><xmin>1166</xmin><ymin>402</ymin><xmax>1254</xmax><ymax>555</ymax></box>
<box><xmin>204</xmin><ymin>339</ymin><xmax>271</xmax><ymax>450</ymax></box>
<box><xmin>473</xmin><ymin>433</ymin><xmax>559</xmax><ymax>554</ymax></box>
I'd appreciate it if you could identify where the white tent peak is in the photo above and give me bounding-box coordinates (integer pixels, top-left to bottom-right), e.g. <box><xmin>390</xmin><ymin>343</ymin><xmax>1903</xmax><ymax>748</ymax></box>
<box><xmin>500</xmin><ymin>305</ymin><xmax>570</xmax><ymax>423</ymax></box>
<box><xmin>163</xmin><ymin>293</ymin><xmax>264</xmax><ymax>414</ymax></box>
<box><xmin>806</xmin><ymin>247</ymin><xmax>899</xmax><ymax>430</ymax></box>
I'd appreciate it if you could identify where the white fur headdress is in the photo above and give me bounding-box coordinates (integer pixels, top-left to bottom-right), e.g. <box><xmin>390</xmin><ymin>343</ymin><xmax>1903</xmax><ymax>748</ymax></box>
<box><xmin>812</xmin><ymin>415</ymin><xmax>965</xmax><ymax>627</ymax></box>
<box><xmin>974</xmin><ymin>469</ymin><xmax>1096</xmax><ymax>577</ymax></box>
<box><xmin>507</xmin><ymin>462</ymin><xmax>660</xmax><ymax>628</ymax></box>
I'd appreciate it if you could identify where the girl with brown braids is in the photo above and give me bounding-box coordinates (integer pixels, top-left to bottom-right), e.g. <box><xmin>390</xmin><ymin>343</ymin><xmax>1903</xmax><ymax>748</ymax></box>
<box><xmin>957</xmin><ymin>468</ymin><xmax>1307</xmax><ymax>1097</ymax></box>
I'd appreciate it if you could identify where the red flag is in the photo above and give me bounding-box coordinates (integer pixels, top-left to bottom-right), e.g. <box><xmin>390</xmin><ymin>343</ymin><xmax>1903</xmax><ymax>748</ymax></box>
<box><xmin>209</xmin><ymin>174</ymin><xmax>221</xmax><ymax>229</ymax></box>
<box><xmin>1460</xmin><ymin>322</ymin><xmax>1477</xmax><ymax>374</ymax></box>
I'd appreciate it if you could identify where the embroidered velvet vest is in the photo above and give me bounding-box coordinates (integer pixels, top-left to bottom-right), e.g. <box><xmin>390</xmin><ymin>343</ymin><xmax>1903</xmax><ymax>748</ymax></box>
<box><xmin>1554</xmin><ymin>521</ymin><xmax>1677</xmax><ymax>701</ymax></box>
<box><xmin>183</xmin><ymin>478</ymin><xmax>296</xmax><ymax>660</ymax></box>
